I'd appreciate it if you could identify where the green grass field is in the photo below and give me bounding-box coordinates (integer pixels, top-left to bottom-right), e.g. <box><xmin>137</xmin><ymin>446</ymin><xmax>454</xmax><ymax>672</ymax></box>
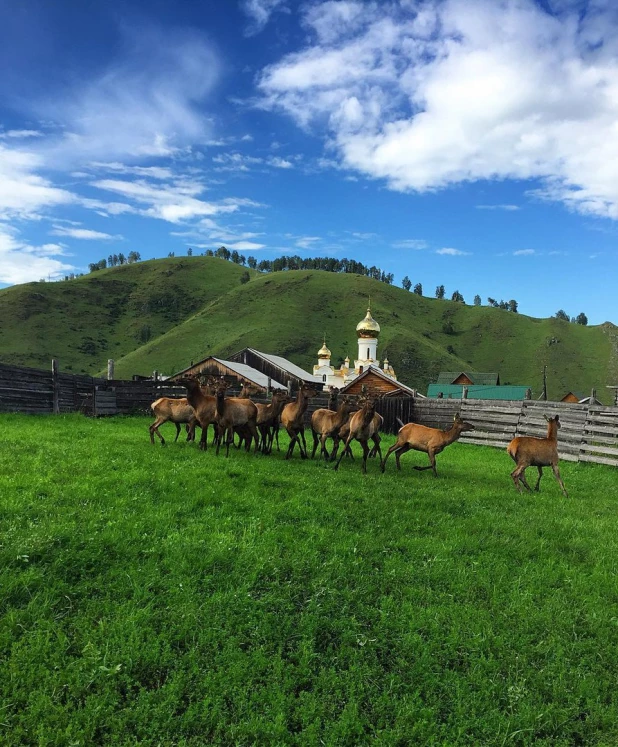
<box><xmin>2</xmin><ymin>414</ymin><xmax>618</xmax><ymax>745</ymax></box>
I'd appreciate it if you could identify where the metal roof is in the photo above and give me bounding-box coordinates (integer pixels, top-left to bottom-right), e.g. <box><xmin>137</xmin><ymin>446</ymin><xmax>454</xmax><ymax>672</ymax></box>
<box><xmin>246</xmin><ymin>348</ymin><xmax>322</xmax><ymax>384</ymax></box>
<box><xmin>427</xmin><ymin>384</ymin><xmax>531</xmax><ymax>400</ymax></box>
<box><xmin>211</xmin><ymin>359</ymin><xmax>286</xmax><ymax>390</ymax></box>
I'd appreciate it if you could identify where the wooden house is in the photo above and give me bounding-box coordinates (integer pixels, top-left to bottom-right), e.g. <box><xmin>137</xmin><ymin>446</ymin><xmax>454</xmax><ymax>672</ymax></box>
<box><xmin>435</xmin><ymin>371</ymin><xmax>501</xmax><ymax>386</ymax></box>
<box><xmin>339</xmin><ymin>366</ymin><xmax>418</xmax><ymax>398</ymax></box>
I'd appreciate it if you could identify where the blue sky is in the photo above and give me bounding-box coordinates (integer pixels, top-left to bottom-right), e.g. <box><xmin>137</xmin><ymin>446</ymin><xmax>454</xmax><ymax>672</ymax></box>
<box><xmin>1</xmin><ymin>0</ymin><xmax>617</xmax><ymax>324</ymax></box>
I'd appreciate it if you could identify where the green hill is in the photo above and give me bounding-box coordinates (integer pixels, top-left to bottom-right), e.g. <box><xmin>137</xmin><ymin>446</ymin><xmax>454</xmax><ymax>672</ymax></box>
<box><xmin>0</xmin><ymin>257</ymin><xmax>251</xmax><ymax>374</ymax></box>
<box><xmin>1</xmin><ymin>257</ymin><xmax>617</xmax><ymax>401</ymax></box>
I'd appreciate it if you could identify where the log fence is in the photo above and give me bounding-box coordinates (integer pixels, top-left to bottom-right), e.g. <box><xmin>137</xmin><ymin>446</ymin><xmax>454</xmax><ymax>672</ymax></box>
<box><xmin>1</xmin><ymin>361</ymin><xmax>616</xmax><ymax>467</ymax></box>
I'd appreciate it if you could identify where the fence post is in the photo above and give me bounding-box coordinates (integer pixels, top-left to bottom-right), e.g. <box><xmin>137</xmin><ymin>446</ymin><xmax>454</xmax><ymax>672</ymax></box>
<box><xmin>267</xmin><ymin>377</ymin><xmax>272</xmax><ymax>396</ymax></box>
<box><xmin>51</xmin><ymin>358</ymin><xmax>60</xmax><ymax>414</ymax></box>
<box><xmin>462</xmin><ymin>386</ymin><xmax>468</xmax><ymax>400</ymax></box>
<box><xmin>287</xmin><ymin>380</ymin><xmax>292</xmax><ymax>396</ymax></box>
<box><xmin>107</xmin><ymin>359</ymin><xmax>115</xmax><ymax>380</ymax></box>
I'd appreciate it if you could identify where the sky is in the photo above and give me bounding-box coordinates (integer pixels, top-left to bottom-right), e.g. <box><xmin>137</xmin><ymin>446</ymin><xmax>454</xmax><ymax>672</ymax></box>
<box><xmin>0</xmin><ymin>0</ymin><xmax>617</xmax><ymax>324</ymax></box>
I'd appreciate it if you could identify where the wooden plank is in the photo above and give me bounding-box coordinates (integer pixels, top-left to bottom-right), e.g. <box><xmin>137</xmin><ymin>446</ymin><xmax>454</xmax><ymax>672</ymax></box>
<box><xmin>579</xmin><ymin>454</ymin><xmax>618</xmax><ymax>467</ymax></box>
<box><xmin>579</xmin><ymin>444</ymin><xmax>618</xmax><ymax>457</ymax></box>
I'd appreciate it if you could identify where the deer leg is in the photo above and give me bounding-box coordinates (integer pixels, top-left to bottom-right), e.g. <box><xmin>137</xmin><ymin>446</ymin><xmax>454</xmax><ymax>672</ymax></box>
<box><xmin>299</xmin><ymin>427</ymin><xmax>308</xmax><ymax>459</ymax></box>
<box><xmin>334</xmin><ymin>436</ymin><xmax>354</xmax><ymax>471</ymax></box>
<box><xmin>330</xmin><ymin>435</ymin><xmax>340</xmax><ymax>462</ymax></box>
<box><xmin>311</xmin><ymin>430</ymin><xmax>320</xmax><ymax>459</ymax></box>
<box><xmin>370</xmin><ymin>433</ymin><xmax>382</xmax><ymax>460</ymax></box>
<box><xmin>518</xmin><ymin>467</ymin><xmax>533</xmax><ymax>492</ymax></box>
<box><xmin>413</xmin><ymin>451</ymin><xmax>438</xmax><ymax>475</ymax></box>
<box><xmin>249</xmin><ymin>422</ymin><xmax>260</xmax><ymax>453</ymax></box>
<box><xmin>380</xmin><ymin>442</ymin><xmax>402</xmax><ymax>473</ymax></box>
<box><xmin>551</xmin><ymin>465</ymin><xmax>568</xmax><ymax>497</ymax></box>
<box><xmin>186</xmin><ymin>422</ymin><xmax>195</xmax><ymax>442</ymax></box>
<box><xmin>511</xmin><ymin>466</ymin><xmax>530</xmax><ymax>492</ymax></box>
<box><xmin>285</xmin><ymin>428</ymin><xmax>298</xmax><ymax>459</ymax></box>
<box><xmin>361</xmin><ymin>439</ymin><xmax>370</xmax><ymax>474</ymax></box>
<box><xmin>150</xmin><ymin>419</ymin><xmax>165</xmax><ymax>445</ymax></box>
<box><xmin>173</xmin><ymin>422</ymin><xmax>181</xmax><ymax>442</ymax></box>
<box><xmin>320</xmin><ymin>433</ymin><xmax>332</xmax><ymax>461</ymax></box>
<box><xmin>199</xmin><ymin>423</ymin><xmax>209</xmax><ymax>451</ymax></box>
<box><xmin>394</xmin><ymin>443</ymin><xmax>411</xmax><ymax>471</ymax></box>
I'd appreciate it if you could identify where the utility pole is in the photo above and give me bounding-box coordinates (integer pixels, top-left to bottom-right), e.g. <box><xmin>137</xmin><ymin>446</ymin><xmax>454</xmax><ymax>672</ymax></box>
<box><xmin>542</xmin><ymin>365</ymin><xmax>548</xmax><ymax>401</ymax></box>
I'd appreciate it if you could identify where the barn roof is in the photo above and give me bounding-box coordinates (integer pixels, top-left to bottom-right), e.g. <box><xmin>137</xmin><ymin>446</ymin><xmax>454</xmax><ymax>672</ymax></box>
<box><xmin>243</xmin><ymin>348</ymin><xmax>322</xmax><ymax>384</ymax></box>
<box><xmin>427</xmin><ymin>384</ymin><xmax>531</xmax><ymax>400</ymax></box>
<box><xmin>169</xmin><ymin>356</ymin><xmax>286</xmax><ymax>390</ymax></box>
<box><xmin>435</xmin><ymin>371</ymin><xmax>500</xmax><ymax>385</ymax></box>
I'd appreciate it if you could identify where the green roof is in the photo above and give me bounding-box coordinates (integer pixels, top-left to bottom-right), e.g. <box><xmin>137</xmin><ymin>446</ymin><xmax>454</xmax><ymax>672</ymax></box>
<box><xmin>436</xmin><ymin>371</ymin><xmax>500</xmax><ymax>386</ymax></box>
<box><xmin>427</xmin><ymin>384</ymin><xmax>531</xmax><ymax>400</ymax></box>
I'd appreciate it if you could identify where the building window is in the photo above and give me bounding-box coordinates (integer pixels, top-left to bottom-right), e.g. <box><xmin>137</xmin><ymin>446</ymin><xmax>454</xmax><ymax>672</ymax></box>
<box><xmin>367</xmin><ymin>347</ymin><xmax>370</xmax><ymax>359</ymax></box>
<box><xmin>322</xmin><ymin>375</ymin><xmax>327</xmax><ymax>382</ymax></box>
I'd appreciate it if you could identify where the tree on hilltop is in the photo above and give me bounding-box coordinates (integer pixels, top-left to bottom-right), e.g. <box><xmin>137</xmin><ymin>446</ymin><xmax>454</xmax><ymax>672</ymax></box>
<box><xmin>402</xmin><ymin>275</ymin><xmax>412</xmax><ymax>291</ymax></box>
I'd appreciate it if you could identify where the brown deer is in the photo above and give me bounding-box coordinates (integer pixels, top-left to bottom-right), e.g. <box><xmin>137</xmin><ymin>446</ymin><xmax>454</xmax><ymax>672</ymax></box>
<box><xmin>380</xmin><ymin>413</ymin><xmax>474</xmax><ymax>476</ymax></box>
<box><xmin>149</xmin><ymin>397</ymin><xmax>197</xmax><ymax>445</ymax></box>
<box><xmin>178</xmin><ymin>376</ymin><xmax>218</xmax><ymax>450</ymax></box>
<box><xmin>338</xmin><ymin>411</ymin><xmax>383</xmax><ymax>461</ymax></box>
<box><xmin>310</xmin><ymin>397</ymin><xmax>356</xmax><ymax>461</ymax></box>
<box><xmin>255</xmin><ymin>390</ymin><xmax>290</xmax><ymax>454</ymax></box>
<box><xmin>334</xmin><ymin>397</ymin><xmax>378</xmax><ymax>474</ymax></box>
<box><xmin>214</xmin><ymin>380</ymin><xmax>260</xmax><ymax>457</ymax></box>
<box><xmin>280</xmin><ymin>383</ymin><xmax>319</xmax><ymax>459</ymax></box>
<box><xmin>507</xmin><ymin>414</ymin><xmax>568</xmax><ymax>497</ymax></box>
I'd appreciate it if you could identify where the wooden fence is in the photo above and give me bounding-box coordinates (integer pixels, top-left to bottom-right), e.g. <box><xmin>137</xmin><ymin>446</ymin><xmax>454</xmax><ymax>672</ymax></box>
<box><xmin>1</xmin><ymin>361</ymin><xmax>616</xmax><ymax>466</ymax></box>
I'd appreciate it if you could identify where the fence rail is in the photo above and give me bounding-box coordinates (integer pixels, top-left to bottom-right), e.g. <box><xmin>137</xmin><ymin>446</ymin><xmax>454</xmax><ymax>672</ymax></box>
<box><xmin>1</xmin><ymin>362</ymin><xmax>616</xmax><ymax>466</ymax></box>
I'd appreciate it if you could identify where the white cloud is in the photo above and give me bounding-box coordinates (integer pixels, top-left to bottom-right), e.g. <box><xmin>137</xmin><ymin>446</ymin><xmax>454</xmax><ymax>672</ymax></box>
<box><xmin>0</xmin><ymin>224</ymin><xmax>75</xmax><ymax>283</ymax></box>
<box><xmin>51</xmin><ymin>226</ymin><xmax>123</xmax><ymax>241</ymax></box>
<box><xmin>32</xmin><ymin>25</ymin><xmax>220</xmax><ymax>167</ymax></box>
<box><xmin>393</xmin><ymin>238</ymin><xmax>427</xmax><ymax>249</ymax></box>
<box><xmin>436</xmin><ymin>247</ymin><xmax>470</xmax><ymax>256</ymax></box>
<box><xmin>241</xmin><ymin>0</ymin><xmax>288</xmax><ymax>35</ymax></box>
<box><xmin>90</xmin><ymin>178</ymin><xmax>243</xmax><ymax>223</ymax></box>
<box><xmin>258</xmin><ymin>0</ymin><xmax>618</xmax><ymax>219</ymax></box>
<box><xmin>268</xmin><ymin>156</ymin><xmax>294</xmax><ymax>169</ymax></box>
<box><xmin>0</xmin><ymin>144</ymin><xmax>75</xmax><ymax>220</ymax></box>
<box><xmin>295</xmin><ymin>235</ymin><xmax>322</xmax><ymax>249</ymax></box>
<box><xmin>513</xmin><ymin>249</ymin><xmax>535</xmax><ymax>255</ymax></box>
<box><xmin>0</xmin><ymin>130</ymin><xmax>43</xmax><ymax>139</ymax></box>
<box><xmin>227</xmin><ymin>240</ymin><xmax>266</xmax><ymax>251</ymax></box>
<box><xmin>476</xmin><ymin>204</ymin><xmax>521</xmax><ymax>211</ymax></box>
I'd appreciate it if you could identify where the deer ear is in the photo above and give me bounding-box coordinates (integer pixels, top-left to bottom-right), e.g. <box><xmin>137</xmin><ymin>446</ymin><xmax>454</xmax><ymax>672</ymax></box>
<box><xmin>454</xmin><ymin>413</ymin><xmax>461</xmax><ymax>422</ymax></box>
<box><xmin>544</xmin><ymin>414</ymin><xmax>550</xmax><ymax>422</ymax></box>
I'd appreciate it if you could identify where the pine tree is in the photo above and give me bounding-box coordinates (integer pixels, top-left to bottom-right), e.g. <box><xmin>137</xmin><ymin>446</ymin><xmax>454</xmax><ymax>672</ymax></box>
<box><xmin>435</xmin><ymin>285</ymin><xmax>445</xmax><ymax>299</ymax></box>
<box><xmin>413</xmin><ymin>283</ymin><xmax>423</xmax><ymax>295</ymax></box>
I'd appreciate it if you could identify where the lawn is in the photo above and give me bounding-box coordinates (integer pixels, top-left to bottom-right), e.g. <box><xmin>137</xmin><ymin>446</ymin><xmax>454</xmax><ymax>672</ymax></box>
<box><xmin>1</xmin><ymin>414</ymin><xmax>618</xmax><ymax>745</ymax></box>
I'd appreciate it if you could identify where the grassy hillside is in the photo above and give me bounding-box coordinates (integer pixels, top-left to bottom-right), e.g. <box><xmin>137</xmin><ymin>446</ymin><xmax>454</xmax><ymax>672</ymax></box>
<box><xmin>111</xmin><ymin>268</ymin><xmax>617</xmax><ymax>401</ymax></box>
<box><xmin>0</xmin><ymin>257</ymin><xmax>252</xmax><ymax>374</ymax></box>
<box><xmin>1</xmin><ymin>258</ymin><xmax>616</xmax><ymax>400</ymax></box>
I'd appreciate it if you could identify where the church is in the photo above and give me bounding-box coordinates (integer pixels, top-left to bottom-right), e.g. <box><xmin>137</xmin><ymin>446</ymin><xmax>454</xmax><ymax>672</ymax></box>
<box><xmin>313</xmin><ymin>305</ymin><xmax>397</xmax><ymax>391</ymax></box>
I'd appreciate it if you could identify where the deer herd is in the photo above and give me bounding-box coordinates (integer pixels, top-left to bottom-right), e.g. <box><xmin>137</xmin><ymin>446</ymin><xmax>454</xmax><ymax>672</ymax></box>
<box><xmin>149</xmin><ymin>376</ymin><xmax>568</xmax><ymax>495</ymax></box>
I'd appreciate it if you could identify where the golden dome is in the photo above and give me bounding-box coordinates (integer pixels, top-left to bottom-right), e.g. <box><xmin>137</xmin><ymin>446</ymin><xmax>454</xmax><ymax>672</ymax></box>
<box><xmin>318</xmin><ymin>340</ymin><xmax>331</xmax><ymax>358</ymax></box>
<box><xmin>356</xmin><ymin>307</ymin><xmax>380</xmax><ymax>338</ymax></box>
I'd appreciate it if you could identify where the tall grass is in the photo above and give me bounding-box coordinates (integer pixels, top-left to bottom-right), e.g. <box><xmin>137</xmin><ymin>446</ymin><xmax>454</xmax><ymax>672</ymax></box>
<box><xmin>1</xmin><ymin>414</ymin><xmax>617</xmax><ymax>745</ymax></box>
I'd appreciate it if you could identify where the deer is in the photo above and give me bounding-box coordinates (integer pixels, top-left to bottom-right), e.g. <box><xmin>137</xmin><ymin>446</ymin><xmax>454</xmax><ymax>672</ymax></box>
<box><xmin>506</xmin><ymin>414</ymin><xmax>568</xmax><ymax>497</ymax></box>
<box><xmin>280</xmin><ymin>383</ymin><xmax>319</xmax><ymax>459</ymax></box>
<box><xmin>214</xmin><ymin>379</ymin><xmax>260</xmax><ymax>457</ymax></box>
<box><xmin>334</xmin><ymin>396</ymin><xmax>378</xmax><ymax>474</ymax></box>
<box><xmin>149</xmin><ymin>396</ymin><xmax>197</xmax><ymax>445</ymax></box>
<box><xmin>178</xmin><ymin>376</ymin><xmax>218</xmax><ymax>451</ymax></box>
<box><xmin>255</xmin><ymin>390</ymin><xmax>290</xmax><ymax>454</ymax></box>
<box><xmin>380</xmin><ymin>413</ymin><xmax>475</xmax><ymax>476</ymax></box>
<box><xmin>338</xmin><ymin>411</ymin><xmax>383</xmax><ymax>461</ymax></box>
<box><xmin>310</xmin><ymin>396</ymin><xmax>356</xmax><ymax>461</ymax></box>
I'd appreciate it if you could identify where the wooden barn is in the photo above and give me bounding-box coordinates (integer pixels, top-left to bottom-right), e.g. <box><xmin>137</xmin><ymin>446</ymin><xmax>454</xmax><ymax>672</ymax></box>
<box><xmin>339</xmin><ymin>366</ymin><xmax>418</xmax><ymax>398</ymax></box>
<box><xmin>168</xmin><ymin>357</ymin><xmax>287</xmax><ymax>393</ymax></box>
<box><xmin>227</xmin><ymin>348</ymin><xmax>321</xmax><ymax>389</ymax></box>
